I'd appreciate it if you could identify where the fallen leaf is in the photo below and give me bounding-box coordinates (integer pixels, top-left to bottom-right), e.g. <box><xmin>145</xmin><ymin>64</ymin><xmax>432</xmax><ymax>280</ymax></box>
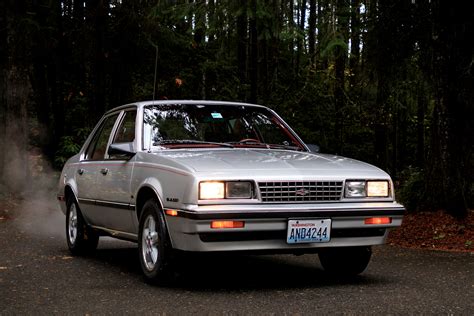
<box><xmin>61</xmin><ymin>256</ymin><xmax>73</xmax><ymax>260</ymax></box>
<box><xmin>0</xmin><ymin>267</ymin><xmax>7</xmax><ymax>270</ymax></box>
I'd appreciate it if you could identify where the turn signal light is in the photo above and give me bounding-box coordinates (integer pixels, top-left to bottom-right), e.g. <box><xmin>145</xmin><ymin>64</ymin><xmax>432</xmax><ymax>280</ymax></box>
<box><xmin>364</xmin><ymin>217</ymin><xmax>392</xmax><ymax>225</ymax></box>
<box><xmin>165</xmin><ymin>209</ymin><xmax>179</xmax><ymax>216</ymax></box>
<box><xmin>211</xmin><ymin>221</ymin><xmax>245</xmax><ymax>229</ymax></box>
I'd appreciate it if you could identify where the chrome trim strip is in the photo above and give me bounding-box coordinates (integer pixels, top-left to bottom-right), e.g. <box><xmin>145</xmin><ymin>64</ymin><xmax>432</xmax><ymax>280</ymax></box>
<box><xmin>91</xmin><ymin>225</ymin><xmax>138</xmax><ymax>240</ymax></box>
<box><xmin>175</xmin><ymin>207</ymin><xmax>405</xmax><ymax>220</ymax></box>
<box><xmin>95</xmin><ymin>200</ymin><xmax>130</xmax><ymax>210</ymax></box>
<box><xmin>189</xmin><ymin>201</ymin><xmax>405</xmax><ymax>212</ymax></box>
<box><xmin>78</xmin><ymin>198</ymin><xmax>134</xmax><ymax>211</ymax></box>
<box><xmin>77</xmin><ymin>197</ymin><xmax>95</xmax><ymax>204</ymax></box>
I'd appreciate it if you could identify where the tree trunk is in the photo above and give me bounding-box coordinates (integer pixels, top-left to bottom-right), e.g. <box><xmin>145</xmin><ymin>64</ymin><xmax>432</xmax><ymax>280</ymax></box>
<box><xmin>416</xmin><ymin>81</ymin><xmax>426</xmax><ymax>167</ymax></box>
<box><xmin>87</xmin><ymin>0</ymin><xmax>108</xmax><ymax>117</ymax></box>
<box><xmin>71</xmin><ymin>0</ymin><xmax>86</xmax><ymax>94</ymax></box>
<box><xmin>334</xmin><ymin>0</ymin><xmax>349</xmax><ymax>154</ymax></box>
<box><xmin>208</xmin><ymin>0</ymin><xmax>215</xmax><ymax>43</ymax></box>
<box><xmin>237</xmin><ymin>0</ymin><xmax>248</xmax><ymax>100</ymax></box>
<box><xmin>270</xmin><ymin>0</ymin><xmax>281</xmax><ymax>87</ymax></box>
<box><xmin>429</xmin><ymin>0</ymin><xmax>472</xmax><ymax>217</ymax></box>
<box><xmin>349</xmin><ymin>0</ymin><xmax>360</xmax><ymax>87</ymax></box>
<box><xmin>317</xmin><ymin>0</ymin><xmax>328</xmax><ymax>70</ymax></box>
<box><xmin>249</xmin><ymin>0</ymin><xmax>258</xmax><ymax>103</ymax></box>
<box><xmin>296</xmin><ymin>0</ymin><xmax>307</xmax><ymax>73</ymax></box>
<box><xmin>1</xmin><ymin>0</ymin><xmax>31</xmax><ymax>193</ymax></box>
<box><xmin>53</xmin><ymin>0</ymin><xmax>65</xmax><ymax>147</ymax></box>
<box><xmin>308</xmin><ymin>0</ymin><xmax>316</xmax><ymax>67</ymax></box>
<box><xmin>373</xmin><ymin>0</ymin><xmax>390</xmax><ymax>171</ymax></box>
<box><xmin>0</xmin><ymin>0</ymin><xmax>6</xmax><ymax>184</ymax></box>
<box><xmin>288</xmin><ymin>0</ymin><xmax>295</xmax><ymax>74</ymax></box>
<box><xmin>194</xmin><ymin>0</ymin><xmax>205</xmax><ymax>45</ymax></box>
<box><xmin>361</xmin><ymin>0</ymin><xmax>376</xmax><ymax>73</ymax></box>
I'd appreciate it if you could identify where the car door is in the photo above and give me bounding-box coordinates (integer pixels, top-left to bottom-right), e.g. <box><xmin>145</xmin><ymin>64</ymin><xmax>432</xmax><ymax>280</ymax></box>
<box><xmin>94</xmin><ymin>109</ymin><xmax>137</xmax><ymax>233</ymax></box>
<box><xmin>76</xmin><ymin>112</ymin><xmax>120</xmax><ymax>226</ymax></box>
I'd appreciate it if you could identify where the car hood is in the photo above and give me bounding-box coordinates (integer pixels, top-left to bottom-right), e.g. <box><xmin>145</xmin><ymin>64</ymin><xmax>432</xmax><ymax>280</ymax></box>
<box><xmin>151</xmin><ymin>149</ymin><xmax>389</xmax><ymax>179</ymax></box>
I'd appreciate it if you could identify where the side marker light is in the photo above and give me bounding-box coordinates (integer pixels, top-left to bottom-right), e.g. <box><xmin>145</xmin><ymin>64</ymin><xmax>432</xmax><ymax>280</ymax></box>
<box><xmin>211</xmin><ymin>221</ymin><xmax>245</xmax><ymax>229</ymax></box>
<box><xmin>165</xmin><ymin>209</ymin><xmax>179</xmax><ymax>216</ymax></box>
<box><xmin>364</xmin><ymin>217</ymin><xmax>392</xmax><ymax>225</ymax></box>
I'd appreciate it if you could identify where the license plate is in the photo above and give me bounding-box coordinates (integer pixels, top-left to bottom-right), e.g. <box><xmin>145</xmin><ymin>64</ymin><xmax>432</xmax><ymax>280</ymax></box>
<box><xmin>287</xmin><ymin>219</ymin><xmax>331</xmax><ymax>244</ymax></box>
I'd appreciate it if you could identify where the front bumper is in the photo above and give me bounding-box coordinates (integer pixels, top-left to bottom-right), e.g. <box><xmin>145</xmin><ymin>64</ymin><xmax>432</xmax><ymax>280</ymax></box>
<box><xmin>165</xmin><ymin>202</ymin><xmax>404</xmax><ymax>252</ymax></box>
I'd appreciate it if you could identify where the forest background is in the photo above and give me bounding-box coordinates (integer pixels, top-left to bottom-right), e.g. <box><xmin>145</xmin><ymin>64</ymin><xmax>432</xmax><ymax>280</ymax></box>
<box><xmin>0</xmin><ymin>0</ymin><xmax>472</xmax><ymax>218</ymax></box>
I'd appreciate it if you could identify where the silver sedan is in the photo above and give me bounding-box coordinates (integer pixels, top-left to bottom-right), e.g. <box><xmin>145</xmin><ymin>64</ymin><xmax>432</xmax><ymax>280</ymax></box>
<box><xmin>57</xmin><ymin>100</ymin><xmax>404</xmax><ymax>283</ymax></box>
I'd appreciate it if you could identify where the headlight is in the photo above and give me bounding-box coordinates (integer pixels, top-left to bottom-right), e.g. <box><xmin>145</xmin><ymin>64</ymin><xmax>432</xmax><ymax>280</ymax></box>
<box><xmin>345</xmin><ymin>181</ymin><xmax>366</xmax><ymax>197</ymax></box>
<box><xmin>199</xmin><ymin>181</ymin><xmax>225</xmax><ymax>199</ymax></box>
<box><xmin>367</xmin><ymin>181</ymin><xmax>389</xmax><ymax>197</ymax></box>
<box><xmin>345</xmin><ymin>180</ymin><xmax>390</xmax><ymax>198</ymax></box>
<box><xmin>199</xmin><ymin>181</ymin><xmax>253</xmax><ymax>199</ymax></box>
<box><xmin>226</xmin><ymin>181</ymin><xmax>252</xmax><ymax>198</ymax></box>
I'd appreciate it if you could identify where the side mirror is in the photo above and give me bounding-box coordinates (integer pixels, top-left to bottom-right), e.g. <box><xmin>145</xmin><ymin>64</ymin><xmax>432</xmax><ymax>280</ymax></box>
<box><xmin>108</xmin><ymin>143</ymin><xmax>136</xmax><ymax>159</ymax></box>
<box><xmin>306</xmin><ymin>144</ymin><xmax>320</xmax><ymax>153</ymax></box>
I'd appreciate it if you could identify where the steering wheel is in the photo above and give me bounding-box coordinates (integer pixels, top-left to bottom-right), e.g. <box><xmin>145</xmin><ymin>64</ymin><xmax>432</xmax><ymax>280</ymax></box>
<box><xmin>238</xmin><ymin>138</ymin><xmax>261</xmax><ymax>144</ymax></box>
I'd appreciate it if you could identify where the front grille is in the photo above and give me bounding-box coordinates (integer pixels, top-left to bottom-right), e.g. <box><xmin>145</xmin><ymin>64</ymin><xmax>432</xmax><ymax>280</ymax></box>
<box><xmin>258</xmin><ymin>181</ymin><xmax>343</xmax><ymax>202</ymax></box>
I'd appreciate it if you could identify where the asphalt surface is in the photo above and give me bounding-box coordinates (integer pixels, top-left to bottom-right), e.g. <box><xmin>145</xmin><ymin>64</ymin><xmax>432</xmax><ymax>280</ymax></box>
<box><xmin>1</xmin><ymin>210</ymin><xmax>473</xmax><ymax>315</ymax></box>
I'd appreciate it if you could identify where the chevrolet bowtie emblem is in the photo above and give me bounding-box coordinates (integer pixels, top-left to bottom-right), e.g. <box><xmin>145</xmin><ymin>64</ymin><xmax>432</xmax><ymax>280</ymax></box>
<box><xmin>295</xmin><ymin>188</ymin><xmax>309</xmax><ymax>196</ymax></box>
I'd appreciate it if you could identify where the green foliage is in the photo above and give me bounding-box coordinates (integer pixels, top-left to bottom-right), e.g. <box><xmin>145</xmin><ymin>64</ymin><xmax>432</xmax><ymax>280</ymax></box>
<box><xmin>320</xmin><ymin>38</ymin><xmax>349</xmax><ymax>59</ymax></box>
<box><xmin>397</xmin><ymin>167</ymin><xmax>426</xmax><ymax>212</ymax></box>
<box><xmin>54</xmin><ymin>128</ymin><xmax>91</xmax><ymax>168</ymax></box>
<box><xmin>54</xmin><ymin>136</ymin><xmax>80</xmax><ymax>167</ymax></box>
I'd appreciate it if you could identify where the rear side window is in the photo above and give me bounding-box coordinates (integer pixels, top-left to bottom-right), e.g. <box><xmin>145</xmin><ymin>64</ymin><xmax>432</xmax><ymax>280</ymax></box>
<box><xmin>84</xmin><ymin>113</ymin><xmax>119</xmax><ymax>160</ymax></box>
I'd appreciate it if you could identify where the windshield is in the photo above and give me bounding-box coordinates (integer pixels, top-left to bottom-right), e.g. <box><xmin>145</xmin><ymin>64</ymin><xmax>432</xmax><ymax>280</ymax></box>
<box><xmin>143</xmin><ymin>103</ymin><xmax>305</xmax><ymax>151</ymax></box>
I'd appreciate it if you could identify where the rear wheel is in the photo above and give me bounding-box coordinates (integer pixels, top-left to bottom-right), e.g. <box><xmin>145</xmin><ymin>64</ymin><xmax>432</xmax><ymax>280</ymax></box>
<box><xmin>66</xmin><ymin>197</ymin><xmax>99</xmax><ymax>255</ymax></box>
<box><xmin>318</xmin><ymin>246</ymin><xmax>372</xmax><ymax>276</ymax></box>
<box><xmin>138</xmin><ymin>199</ymin><xmax>173</xmax><ymax>284</ymax></box>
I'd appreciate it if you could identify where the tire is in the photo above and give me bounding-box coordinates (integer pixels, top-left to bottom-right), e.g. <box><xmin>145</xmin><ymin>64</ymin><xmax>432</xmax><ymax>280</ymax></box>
<box><xmin>318</xmin><ymin>246</ymin><xmax>372</xmax><ymax>276</ymax></box>
<box><xmin>66</xmin><ymin>197</ymin><xmax>99</xmax><ymax>255</ymax></box>
<box><xmin>138</xmin><ymin>199</ymin><xmax>173</xmax><ymax>284</ymax></box>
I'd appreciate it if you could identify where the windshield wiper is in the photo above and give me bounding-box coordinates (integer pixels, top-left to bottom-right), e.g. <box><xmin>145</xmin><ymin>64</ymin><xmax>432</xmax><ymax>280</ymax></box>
<box><xmin>229</xmin><ymin>140</ymin><xmax>301</xmax><ymax>151</ymax></box>
<box><xmin>265</xmin><ymin>143</ymin><xmax>303</xmax><ymax>151</ymax></box>
<box><xmin>154</xmin><ymin>139</ymin><xmax>234</xmax><ymax>148</ymax></box>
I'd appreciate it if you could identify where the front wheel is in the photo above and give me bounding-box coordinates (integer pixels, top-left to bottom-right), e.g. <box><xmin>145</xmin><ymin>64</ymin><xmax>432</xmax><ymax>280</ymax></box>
<box><xmin>318</xmin><ymin>246</ymin><xmax>372</xmax><ymax>276</ymax></box>
<box><xmin>66</xmin><ymin>197</ymin><xmax>99</xmax><ymax>255</ymax></box>
<box><xmin>138</xmin><ymin>199</ymin><xmax>173</xmax><ymax>284</ymax></box>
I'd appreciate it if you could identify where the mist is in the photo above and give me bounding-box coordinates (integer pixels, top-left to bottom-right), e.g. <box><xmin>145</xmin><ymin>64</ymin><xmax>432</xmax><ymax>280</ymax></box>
<box><xmin>1</xmin><ymin>144</ymin><xmax>64</xmax><ymax>240</ymax></box>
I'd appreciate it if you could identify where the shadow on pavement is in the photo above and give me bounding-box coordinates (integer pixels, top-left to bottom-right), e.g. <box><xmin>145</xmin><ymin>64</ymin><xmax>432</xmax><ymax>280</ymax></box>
<box><xmin>89</xmin><ymin>241</ymin><xmax>390</xmax><ymax>291</ymax></box>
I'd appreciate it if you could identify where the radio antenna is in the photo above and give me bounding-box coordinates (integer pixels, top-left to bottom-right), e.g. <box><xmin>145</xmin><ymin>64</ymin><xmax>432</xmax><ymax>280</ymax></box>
<box><xmin>152</xmin><ymin>45</ymin><xmax>158</xmax><ymax>101</ymax></box>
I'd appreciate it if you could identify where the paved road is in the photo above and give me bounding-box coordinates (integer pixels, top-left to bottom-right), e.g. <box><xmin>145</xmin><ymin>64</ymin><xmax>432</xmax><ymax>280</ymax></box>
<box><xmin>1</xmin><ymin>209</ymin><xmax>473</xmax><ymax>315</ymax></box>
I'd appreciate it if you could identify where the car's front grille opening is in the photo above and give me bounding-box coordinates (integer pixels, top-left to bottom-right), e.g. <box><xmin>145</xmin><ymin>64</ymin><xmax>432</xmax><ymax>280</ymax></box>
<box><xmin>199</xmin><ymin>228</ymin><xmax>386</xmax><ymax>243</ymax></box>
<box><xmin>258</xmin><ymin>181</ymin><xmax>343</xmax><ymax>202</ymax></box>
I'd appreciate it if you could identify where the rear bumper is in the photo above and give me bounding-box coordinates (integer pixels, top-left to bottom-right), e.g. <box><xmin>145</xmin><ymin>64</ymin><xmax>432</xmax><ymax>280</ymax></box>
<box><xmin>165</xmin><ymin>202</ymin><xmax>404</xmax><ymax>252</ymax></box>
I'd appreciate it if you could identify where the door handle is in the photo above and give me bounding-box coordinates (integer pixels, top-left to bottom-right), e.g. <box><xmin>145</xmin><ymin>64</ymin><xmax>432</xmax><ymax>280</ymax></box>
<box><xmin>100</xmin><ymin>168</ymin><xmax>109</xmax><ymax>175</ymax></box>
<box><xmin>77</xmin><ymin>168</ymin><xmax>84</xmax><ymax>175</ymax></box>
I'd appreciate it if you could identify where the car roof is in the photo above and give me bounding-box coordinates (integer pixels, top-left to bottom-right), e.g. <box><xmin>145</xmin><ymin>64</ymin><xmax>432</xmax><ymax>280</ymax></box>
<box><xmin>104</xmin><ymin>100</ymin><xmax>267</xmax><ymax>115</ymax></box>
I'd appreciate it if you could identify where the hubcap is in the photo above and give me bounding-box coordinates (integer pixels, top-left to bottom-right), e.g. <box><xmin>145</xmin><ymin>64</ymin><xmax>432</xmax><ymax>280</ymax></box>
<box><xmin>68</xmin><ymin>204</ymin><xmax>78</xmax><ymax>245</ymax></box>
<box><xmin>142</xmin><ymin>215</ymin><xmax>159</xmax><ymax>271</ymax></box>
